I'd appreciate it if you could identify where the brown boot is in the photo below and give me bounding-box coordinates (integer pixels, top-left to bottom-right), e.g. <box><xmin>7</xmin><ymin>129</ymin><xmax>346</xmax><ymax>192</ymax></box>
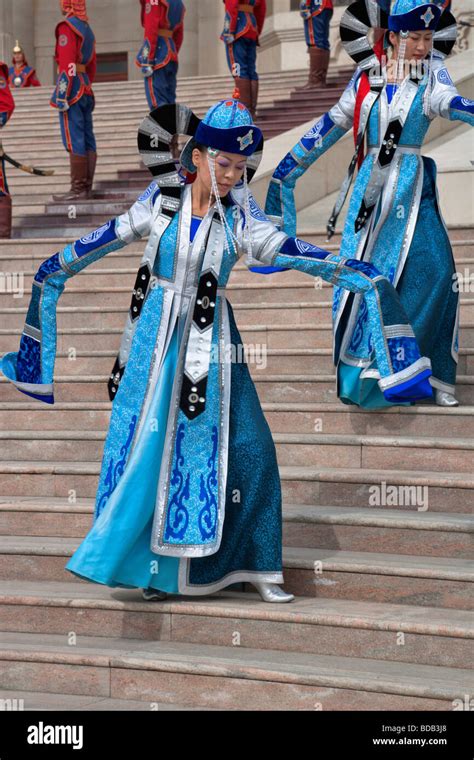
<box><xmin>250</xmin><ymin>78</ymin><xmax>259</xmax><ymax>119</ymax></box>
<box><xmin>0</xmin><ymin>194</ymin><xmax>12</xmax><ymax>238</ymax></box>
<box><xmin>298</xmin><ymin>46</ymin><xmax>330</xmax><ymax>90</ymax></box>
<box><xmin>85</xmin><ymin>150</ymin><xmax>97</xmax><ymax>199</ymax></box>
<box><xmin>233</xmin><ymin>76</ymin><xmax>253</xmax><ymax>113</ymax></box>
<box><xmin>53</xmin><ymin>153</ymin><xmax>89</xmax><ymax>201</ymax></box>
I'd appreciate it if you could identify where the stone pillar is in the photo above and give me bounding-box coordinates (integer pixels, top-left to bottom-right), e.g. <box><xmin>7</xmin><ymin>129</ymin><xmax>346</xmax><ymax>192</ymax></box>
<box><xmin>0</xmin><ymin>0</ymin><xmax>13</xmax><ymax>63</ymax></box>
<box><xmin>11</xmin><ymin>0</ymin><xmax>35</xmax><ymax>68</ymax></box>
<box><xmin>197</xmin><ymin>0</ymin><xmax>228</xmax><ymax>76</ymax></box>
<box><xmin>178</xmin><ymin>0</ymin><xmax>198</xmax><ymax>77</ymax></box>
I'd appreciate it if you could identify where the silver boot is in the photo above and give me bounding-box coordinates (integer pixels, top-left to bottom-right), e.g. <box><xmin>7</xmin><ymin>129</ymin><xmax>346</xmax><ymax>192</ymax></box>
<box><xmin>435</xmin><ymin>389</ymin><xmax>459</xmax><ymax>407</ymax></box>
<box><xmin>142</xmin><ymin>587</ymin><xmax>168</xmax><ymax>601</ymax></box>
<box><xmin>252</xmin><ymin>582</ymin><xmax>295</xmax><ymax>603</ymax></box>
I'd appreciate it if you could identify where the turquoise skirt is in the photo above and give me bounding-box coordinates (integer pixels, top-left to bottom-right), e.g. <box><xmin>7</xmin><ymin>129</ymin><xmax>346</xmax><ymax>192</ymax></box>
<box><xmin>66</xmin><ymin>301</ymin><xmax>284</xmax><ymax>594</ymax></box>
<box><xmin>66</xmin><ymin>319</ymin><xmax>182</xmax><ymax>592</ymax></box>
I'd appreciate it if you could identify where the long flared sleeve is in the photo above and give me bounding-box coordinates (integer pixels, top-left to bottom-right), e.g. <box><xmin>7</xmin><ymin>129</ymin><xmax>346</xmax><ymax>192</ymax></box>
<box><xmin>264</xmin><ymin>69</ymin><xmax>361</xmax><ymax>237</ymax></box>
<box><xmin>0</xmin><ymin>182</ymin><xmax>160</xmax><ymax>404</ymax></box>
<box><xmin>429</xmin><ymin>60</ymin><xmax>474</xmax><ymax>126</ymax></box>
<box><xmin>234</xmin><ymin>191</ymin><xmax>433</xmax><ymax>404</ymax></box>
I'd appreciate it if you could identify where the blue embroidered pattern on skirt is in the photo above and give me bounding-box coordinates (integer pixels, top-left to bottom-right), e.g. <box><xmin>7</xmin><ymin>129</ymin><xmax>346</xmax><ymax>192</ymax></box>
<box><xmin>96</xmin><ymin>414</ymin><xmax>138</xmax><ymax>518</ymax></box>
<box><xmin>198</xmin><ymin>426</ymin><xmax>218</xmax><ymax>540</ymax></box>
<box><xmin>165</xmin><ymin>423</ymin><xmax>191</xmax><ymax>541</ymax></box>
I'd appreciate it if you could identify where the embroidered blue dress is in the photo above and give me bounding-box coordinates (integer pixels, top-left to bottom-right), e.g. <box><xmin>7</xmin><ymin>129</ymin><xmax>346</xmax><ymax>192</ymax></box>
<box><xmin>65</xmin><ymin>214</ymin><xmax>284</xmax><ymax>594</ymax></box>
<box><xmin>264</xmin><ymin>58</ymin><xmax>474</xmax><ymax>408</ymax></box>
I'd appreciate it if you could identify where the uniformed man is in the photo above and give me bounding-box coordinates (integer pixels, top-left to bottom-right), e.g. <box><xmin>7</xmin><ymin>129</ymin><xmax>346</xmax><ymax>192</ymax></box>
<box><xmin>51</xmin><ymin>0</ymin><xmax>97</xmax><ymax>201</ymax></box>
<box><xmin>9</xmin><ymin>41</ymin><xmax>41</xmax><ymax>88</ymax></box>
<box><xmin>0</xmin><ymin>61</ymin><xmax>15</xmax><ymax>237</ymax></box>
<box><xmin>221</xmin><ymin>0</ymin><xmax>266</xmax><ymax>117</ymax></box>
<box><xmin>136</xmin><ymin>0</ymin><xmax>186</xmax><ymax>110</ymax></box>
<box><xmin>298</xmin><ymin>0</ymin><xmax>334</xmax><ymax>89</ymax></box>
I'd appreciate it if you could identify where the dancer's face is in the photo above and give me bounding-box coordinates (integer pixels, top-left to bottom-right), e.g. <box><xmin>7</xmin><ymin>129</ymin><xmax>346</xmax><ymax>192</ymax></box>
<box><xmin>192</xmin><ymin>148</ymin><xmax>247</xmax><ymax>197</ymax></box>
<box><xmin>389</xmin><ymin>30</ymin><xmax>433</xmax><ymax>62</ymax></box>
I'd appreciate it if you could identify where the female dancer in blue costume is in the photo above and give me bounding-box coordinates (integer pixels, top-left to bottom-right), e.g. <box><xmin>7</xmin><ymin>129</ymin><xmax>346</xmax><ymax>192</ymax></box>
<box><xmin>1</xmin><ymin>98</ymin><xmax>433</xmax><ymax>602</ymax></box>
<box><xmin>263</xmin><ymin>0</ymin><xmax>474</xmax><ymax>409</ymax></box>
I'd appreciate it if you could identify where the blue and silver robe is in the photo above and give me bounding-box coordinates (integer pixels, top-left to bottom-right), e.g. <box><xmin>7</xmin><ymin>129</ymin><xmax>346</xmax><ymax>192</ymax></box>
<box><xmin>265</xmin><ymin>56</ymin><xmax>474</xmax><ymax>407</ymax></box>
<box><xmin>0</xmin><ymin>181</ymin><xmax>434</xmax><ymax>592</ymax></box>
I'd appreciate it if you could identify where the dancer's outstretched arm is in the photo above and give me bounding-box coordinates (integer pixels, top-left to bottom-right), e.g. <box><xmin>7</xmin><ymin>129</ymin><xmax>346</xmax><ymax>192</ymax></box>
<box><xmin>428</xmin><ymin>60</ymin><xmax>474</xmax><ymax>126</ymax></box>
<box><xmin>265</xmin><ymin>69</ymin><xmax>361</xmax><ymax>237</ymax></box>
<box><xmin>0</xmin><ymin>183</ymin><xmax>160</xmax><ymax>404</ymax></box>
<box><xmin>235</xmin><ymin>191</ymin><xmax>432</xmax><ymax>403</ymax></box>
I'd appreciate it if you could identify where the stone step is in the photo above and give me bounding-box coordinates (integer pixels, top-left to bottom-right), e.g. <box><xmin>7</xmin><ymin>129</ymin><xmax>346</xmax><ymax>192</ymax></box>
<box><xmin>41</xmin><ymin>345</ymin><xmax>474</xmax><ymax>378</ymax></box>
<box><xmin>1</xmin><ymin>311</ymin><xmax>473</xmax><ymax>348</ymax></box>
<box><xmin>0</xmin><ymin>498</ymin><xmax>471</xmax><ymax>559</ymax></box>
<box><xmin>5</xmin><ymin>91</ymin><xmax>313</xmax><ymax>119</ymax></box>
<box><xmin>284</xmin><ymin>504</ymin><xmax>473</xmax><ymax>558</ymax></box>
<box><xmin>265</xmin><ymin>401</ymin><xmax>474</xmax><ymax>437</ymax></box>
<box><xmin>1</xmin><ymin>429</ymin><xmax>473</xmax><ymax>476</ymax></box>
<box><xmin>10</xmin><ymin>67</ymin><xmax>349</xmax><ymax>92</ymax></box>
<box><xmin>2</xmin><ymin>301</ymin><xmax>474</xmax><ymax>335</ymax></box>
<box><xmin>7</xmin><ymin>78</ymin><xmax>350</xmax><ymax>110</ymax></box>
<box><xmin>2</xmin><ymin>281</ymin><xmax>473</xmax><ymax>329</ymax></box>
<box><xmin>3</xmin><ymin>256</ymin><xmax>473</xmax><ymax>292</ymax></box>
<box><xmin>6</xmin><ymin>167</ymin><xmax>148</xmax><ymax>186</ymax></box>
<box><xmin>280</xmin><ymin>465</ymin><xmax>474</xmax><ymax>512</ymax></box>
<box><xmin>255</xmin><ymin>374</ymin><xmax>474</xmax><ymax>405</ymax></box>
<box><xmin>2</xmin><ymin>371</ymin><xmax>473</xmax><ymax>404</ymax></box>
<box><xmin>1</xmin><ymin>240</ymin><xmax>472</xmax><ymax>278</ymax></box>
<box><xmin>0</xmin><ymin>536</ymin><xmax>472</xmax><ymax>610</ymax></box>
<box><xmin>0</xmin><ymin>689</ymin><xmax>213</xmax><ymax>710</ymax></box>
<box><xmin>1</xmin><ymin>629</ymin><xmax>468</xmax><ymax>709</ymax></box>
<box><xmin>6</xmin><ymin>69</ymin><xmax>351</xmax><ymax>99</ymax></box>
<box><xmin>0</xmin><ymin>230</ymin><xmax>455</xmax><ymax>255</ymax></box>
<box><xmin>2</xmin><ymin>400</ymin><xmax>474</xmax><ymax>438</ymax></box>
<box><xmin>6</xmin><ymin>73</ymin><xmax>331</xmax><ymax>105</ymax></box>
<box><xmin>5</xmin><ymin>88</ymin><xmax>343</xmax><ymax>134</ymax></box>
<box><xmin>0</xmin><ymin>579</ymin><xmax>472</xmax><ymax>670</ymax></box>
<box><xmin>0</xmin><ymin>460</ymin><xmax>472</xmax><ymax>511</ymax></box>
<box><xmin>8</xmin><ymin>192</ymin><xmax>139</xmax><ymax>212</ymax></box>
<box><xmin>2</xmin><ymin>226</ymin><xmax>469</xmax><ymax>252</ymax></box>
<box><xmin>6</xmin><ymin>178</ymin><xmax>144</xmax><ymax>198</ymax></box>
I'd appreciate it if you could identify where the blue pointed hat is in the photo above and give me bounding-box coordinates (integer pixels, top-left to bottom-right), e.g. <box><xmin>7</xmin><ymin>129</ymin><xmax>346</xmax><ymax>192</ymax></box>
<box><xmin>180</xmin><ymin>99</ymin><xmax>264</xmax><ymax>177</ymax></box>
<box><xmin>388</xmin><ymin>0</ymin><xmax>443</xmax><ymax>32</ymax></box>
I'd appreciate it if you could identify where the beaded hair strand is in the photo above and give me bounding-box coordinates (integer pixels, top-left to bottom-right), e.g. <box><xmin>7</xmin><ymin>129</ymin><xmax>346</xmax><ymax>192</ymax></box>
<box><xmin>206</xmin><ymin>149</ymin><xmax>256</xmax><ymax>267</ymax></box>
<box><xmin>206</xmin><ymin>150</ymin><xmax>239</xmax><ymax>259</ymax></box>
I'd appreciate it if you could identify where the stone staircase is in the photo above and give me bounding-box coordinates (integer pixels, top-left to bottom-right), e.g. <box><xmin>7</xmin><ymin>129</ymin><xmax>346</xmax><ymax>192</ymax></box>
<box><xmin>2</xmin><ymin>65</ymin><xmax>352</xmax><ymax>238</ymax></box>
<box><xmin>0</xmin><ymin>73</ymin><xmax>473</xmax><ymax>711</ymax></box>
<box><xmin>0</xmin><ymin>226</ymin><xmax>473</xmax><ymax>710</ymax></box>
